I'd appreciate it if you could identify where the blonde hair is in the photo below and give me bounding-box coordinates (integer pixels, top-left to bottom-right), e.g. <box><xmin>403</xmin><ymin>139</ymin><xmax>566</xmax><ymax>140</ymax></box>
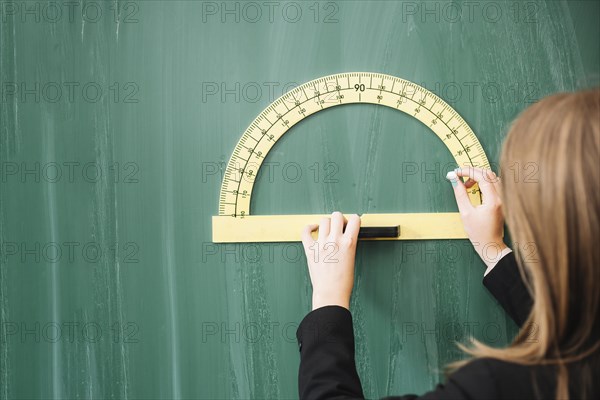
<box><xmin>449</xmin><ymin>89</ymin><xmax>600</xmax><ymax>399</ymax></box>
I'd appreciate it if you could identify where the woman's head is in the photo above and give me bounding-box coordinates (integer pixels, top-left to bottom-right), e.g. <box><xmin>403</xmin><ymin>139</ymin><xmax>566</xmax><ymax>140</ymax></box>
<box><xmin>454</xmin><ymin>88</ymin><xmax>600</xmax><ymax>399</ymax></box>
<box><xmin>500</xmin><ymin>89</ymin><xmax>599</xmax><ymax>358</ymax></box>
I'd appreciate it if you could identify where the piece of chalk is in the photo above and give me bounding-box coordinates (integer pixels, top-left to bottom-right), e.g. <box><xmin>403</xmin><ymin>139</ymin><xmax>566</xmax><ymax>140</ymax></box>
<box><xmin>446</xmin><ymin>171</ymin><xmax>457</xmax><ymax>180</ymax></box>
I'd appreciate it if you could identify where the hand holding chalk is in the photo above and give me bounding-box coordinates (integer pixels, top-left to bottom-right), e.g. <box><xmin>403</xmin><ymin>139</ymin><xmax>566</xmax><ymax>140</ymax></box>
<box><xmin>447</xmin><ymin>166</ymin><xmax>509</xmax><ymax>268</ymax></box>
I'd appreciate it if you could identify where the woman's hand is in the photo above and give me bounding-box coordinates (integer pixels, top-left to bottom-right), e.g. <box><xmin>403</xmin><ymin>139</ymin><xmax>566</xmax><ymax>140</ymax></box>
<box><xmin>447</xmin><ymin>166</ymin><xmax>510</xmax><ymax>268</ymax></box>
<box><xmin>301</xmin><ymin>212</ymin><xmax>361</xmax><ymax>311</ymax></box>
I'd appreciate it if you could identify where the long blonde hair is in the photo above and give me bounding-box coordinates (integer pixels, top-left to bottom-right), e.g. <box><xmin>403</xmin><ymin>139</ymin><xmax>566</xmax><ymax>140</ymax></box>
<box><xmin>449</xmin><ymin>89</ymin><xmax>600</xmax><ymax>399</ymax></box>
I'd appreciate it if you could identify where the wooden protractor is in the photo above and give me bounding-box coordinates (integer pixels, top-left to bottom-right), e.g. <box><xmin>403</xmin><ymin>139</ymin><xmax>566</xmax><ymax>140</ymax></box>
<box><xmin>212</xmin><ymin>72</ymin><xmax>490</xmax><ymax>243</ymax></box>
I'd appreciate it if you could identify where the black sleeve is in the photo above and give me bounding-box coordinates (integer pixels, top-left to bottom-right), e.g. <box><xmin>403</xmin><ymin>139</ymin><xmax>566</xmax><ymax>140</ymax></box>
<box><xmin>296</xmin><ymin>306</ymin><xmax>365</xmax><ymax>399</ymax></box>
<box><xmin>482</xmin><ymin>252</ymin><xmax>534</xmax><ymax>327</ymax></box>
<box><xmin>297</xmin><ymin>306</ymin><xmax>499</xmax><ymax>400</ymax></box>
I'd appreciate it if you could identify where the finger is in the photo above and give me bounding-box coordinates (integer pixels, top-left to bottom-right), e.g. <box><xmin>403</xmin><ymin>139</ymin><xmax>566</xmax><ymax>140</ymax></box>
<box><xmin>446</xmin><ymin>170</ymin><xmax>474</xmax><ymax>213</ymax></box>
<box><xmin>301</xmin><ymin>223</ymin><xmax>319</xmax><ymax>251</ymax></box>
<box><xmin>455</xmin><ymin>166</ymin><xmax>500</xmax><ymax>205</ymax></box>
<box><xmin>318</xmin><ymin>217</ymin><xmax>330</xmax><ymax>241</ymax></box>
<box><xmin>455</xmin><ymin>166</ymin><xmax>500</xmax><ymax>184</ymax></box>
<box><xmin>494</xmin><ymin>176</ymin><xmax>503</xmax><ymax>199</ymax></box>
<box><xmin>330</xmin><ymin>211</ymin><xmax>345</xmax><ymax>236</ymax></box>
<box><xmin>343</xmin><ymin>214</ymin><xmax>361</xmax><ymax>241</ymax></box>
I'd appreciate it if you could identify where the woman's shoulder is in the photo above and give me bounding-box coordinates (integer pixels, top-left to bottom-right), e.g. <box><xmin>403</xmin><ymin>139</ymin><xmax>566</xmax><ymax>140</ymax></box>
<box><xmin>448</xmin><ymin>357</ymin><xmax>556</xmax><ymax>400</ymax></box>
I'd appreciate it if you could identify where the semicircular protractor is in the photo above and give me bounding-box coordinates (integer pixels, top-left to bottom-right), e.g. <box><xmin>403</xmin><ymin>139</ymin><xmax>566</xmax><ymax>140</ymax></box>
<box><xmin>212</xmin><ymin>72</ymin><xmax>490</xmax><ymax>243</ymax></box>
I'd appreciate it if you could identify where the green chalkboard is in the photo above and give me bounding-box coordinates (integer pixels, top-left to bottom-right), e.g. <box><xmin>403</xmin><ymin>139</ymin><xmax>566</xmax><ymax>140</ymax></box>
<box><xmin>1</xmin><ymin>1</ymin><xmax>599</xmax><ymax>399</ymax></box>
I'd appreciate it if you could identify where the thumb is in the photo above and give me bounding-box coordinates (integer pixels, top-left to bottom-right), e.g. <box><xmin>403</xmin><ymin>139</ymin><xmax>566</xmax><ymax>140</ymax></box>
<box><xmin>446</xmin><ymin>170</ymin><xmax>473</xmax><ymax>214</ymax></box>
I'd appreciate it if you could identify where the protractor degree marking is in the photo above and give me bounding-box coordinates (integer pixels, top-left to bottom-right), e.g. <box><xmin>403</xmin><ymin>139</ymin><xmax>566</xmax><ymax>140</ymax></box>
<box><xmin>231</xmin><ymin>87</ymin><xmax>478</xmax><ymax>173</ymax></box>
<box><xmin>220</xmin><ymin>73</ymin><xmax>490</xmax><ymax>216</ymax></box>
<box><xmin>227</xmin><ymin>86</ymin><xmax>480</xmax><ymax>206</ymax></box>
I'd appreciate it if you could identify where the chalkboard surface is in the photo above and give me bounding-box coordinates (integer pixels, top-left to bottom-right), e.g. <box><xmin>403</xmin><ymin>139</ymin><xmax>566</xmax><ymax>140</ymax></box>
<box><xmin>1</xmin><ymin>1</ymin><xmax>599</xmax><ymax>399</ymax></box>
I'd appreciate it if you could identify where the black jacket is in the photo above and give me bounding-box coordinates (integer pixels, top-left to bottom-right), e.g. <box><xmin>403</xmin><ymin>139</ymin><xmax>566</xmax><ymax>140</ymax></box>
<box><xmin>296</xmin><ymin>252</ymin><xmax>597</xmax><ymax>399</ymax></box>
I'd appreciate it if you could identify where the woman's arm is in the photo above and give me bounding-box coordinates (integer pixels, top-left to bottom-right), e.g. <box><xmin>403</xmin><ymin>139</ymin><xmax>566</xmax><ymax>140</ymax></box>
<box><xmin>296</xmin><ymin>306</ymin><xmax>364</xmax><ymax>399</ymax></box>
<box><xmin>448</xmin><ymin>167</ymin><xmax>535</xmax><ymax>326</ymax></box>
<box><xmin>297</xmin><ymin>211</ymin><xmax>364</xmax><ymax>398</ymax></box>
<box><xmin>482</xmin><ymin>251</ymin><xmax>533</xmax><ymax>327</ymax></box>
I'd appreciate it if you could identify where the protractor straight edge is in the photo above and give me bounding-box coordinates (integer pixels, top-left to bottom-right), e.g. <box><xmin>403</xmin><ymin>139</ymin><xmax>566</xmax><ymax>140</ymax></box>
<box><xmin>213</xmin><ymin>72</ymin><xmax>491</xmax><ymax>243</ymax></box>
